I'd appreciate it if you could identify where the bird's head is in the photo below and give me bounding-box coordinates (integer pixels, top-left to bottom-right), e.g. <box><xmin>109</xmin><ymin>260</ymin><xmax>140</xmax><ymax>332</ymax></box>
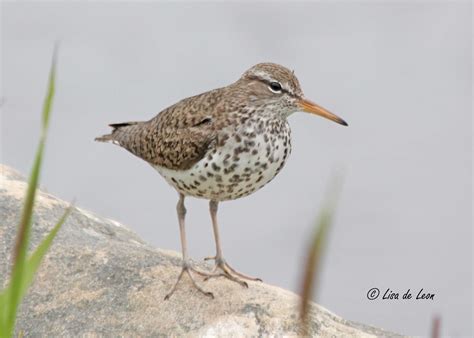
<box><xmin>237</xmin><ymin>62</ymin><xmax>347</xmax><ymax>126</ymax></box>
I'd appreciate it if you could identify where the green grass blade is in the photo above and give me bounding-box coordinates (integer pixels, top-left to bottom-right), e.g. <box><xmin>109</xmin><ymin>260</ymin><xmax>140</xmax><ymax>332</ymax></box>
<box><xmin>0</xmin><ymin>205</ymin><xmax>69</xmax><ymax>338</ymax></box>
<box><xmin>1</xmin><ymin>45</ymin><xmax>58</xmax><ymax>337</ymax></box>
<box><xmin>0</xmin><ymin>291</ymin><xmax>7</xmax><ymax>336</ymax></box>
<box><xmin>41</xmin><ymin>44</ymin><xmax>57</xmax><ymax>128</ymax></box>
<box><xmin>7</xmin><ymin>144</ymin><xmax>44</xmax><ymax>321</ymax></box>
<box><xmin>299</xmin><ymin>175</ymin><xmax>343</xmax><ymax>333</ymax></box>
<box><xmin>19</xmin><ymin>205</ymin><xmax>72</xmax><ymax>301</ymax></box>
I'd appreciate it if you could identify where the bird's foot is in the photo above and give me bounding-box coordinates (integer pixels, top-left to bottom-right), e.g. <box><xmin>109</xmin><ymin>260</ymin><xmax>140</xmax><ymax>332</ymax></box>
<box><xmin>164</xmin><ymin>261</ymin><xmax>214</xmax><ymax>300</ymax></box>
<box><xmin>203</xmin><ymin>256</ymin><xmax>262</xmax><ymax>287</ymax></box>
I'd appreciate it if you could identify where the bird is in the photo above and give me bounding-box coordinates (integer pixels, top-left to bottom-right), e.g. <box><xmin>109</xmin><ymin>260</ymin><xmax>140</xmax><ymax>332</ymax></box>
<box><xmin>95</xmin><ymin>62</ymin><xmax>347</xmax><ymax>300</ymax></box>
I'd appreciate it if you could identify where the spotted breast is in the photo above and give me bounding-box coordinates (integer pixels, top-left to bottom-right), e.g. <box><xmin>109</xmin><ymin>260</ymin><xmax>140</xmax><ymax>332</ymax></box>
<box><xmin>154</xmin><ymin>116</ymin><xmax>291</xmax><ymax>201</ymax></box>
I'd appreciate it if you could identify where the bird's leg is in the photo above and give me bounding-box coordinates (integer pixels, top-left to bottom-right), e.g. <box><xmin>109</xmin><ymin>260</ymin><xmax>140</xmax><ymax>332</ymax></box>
<box><xmin>164</xmin><ymin>194</ymin><xmax>214</xmax><ymax>300</ymax></box>
<box><xmin>203</xmin><ymin>200</ymin><xmax>262</xmax><ymax>286</ymax></box>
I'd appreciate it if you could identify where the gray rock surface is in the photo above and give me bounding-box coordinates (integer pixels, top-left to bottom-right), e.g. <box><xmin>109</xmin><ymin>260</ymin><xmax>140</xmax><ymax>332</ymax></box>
<box><xmin>0</xmin><ymin>164</ymin><xmax>402</xmax><ymax>337</ymax></box>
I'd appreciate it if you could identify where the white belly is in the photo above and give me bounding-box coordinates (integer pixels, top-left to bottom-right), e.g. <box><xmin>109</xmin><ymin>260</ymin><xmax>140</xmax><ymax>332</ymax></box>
<box><xmin>154</xmin><ymin>125</ymin><xmax>291</xmax><ymax>201</ymax></box>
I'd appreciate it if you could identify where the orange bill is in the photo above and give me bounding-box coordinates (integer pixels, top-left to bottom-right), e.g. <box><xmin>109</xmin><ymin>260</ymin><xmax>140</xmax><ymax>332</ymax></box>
<box><xmin>298</xmin><ymin>98</ymin><xmax>348</xmax><ymax>126</ymax></box>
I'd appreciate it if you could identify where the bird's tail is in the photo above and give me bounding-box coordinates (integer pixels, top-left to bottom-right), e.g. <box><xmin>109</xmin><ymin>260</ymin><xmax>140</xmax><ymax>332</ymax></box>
<box><xmin>95</xmin><ymin>122</ymin><xmax>140</xmax><ymax>143</ymax></box>
<box><xmin>94</xmin><ymin>134</ymin><xmax>114</xmax><ymax>143</ymax></box>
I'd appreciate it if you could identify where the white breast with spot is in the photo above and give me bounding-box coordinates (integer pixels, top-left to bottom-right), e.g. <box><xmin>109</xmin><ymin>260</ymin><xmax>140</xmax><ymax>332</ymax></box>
<box><xmin>154</xmin><ymin>120</ymin><xmax>291</xmax><ymax>201</ymax></box>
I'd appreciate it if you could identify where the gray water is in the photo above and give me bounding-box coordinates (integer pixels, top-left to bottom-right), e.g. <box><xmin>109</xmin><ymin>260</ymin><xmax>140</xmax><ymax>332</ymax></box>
<box><xmin>2</xmin><ymin>2</ymin><xmax>472</xmax><ymax>336</ymax></box>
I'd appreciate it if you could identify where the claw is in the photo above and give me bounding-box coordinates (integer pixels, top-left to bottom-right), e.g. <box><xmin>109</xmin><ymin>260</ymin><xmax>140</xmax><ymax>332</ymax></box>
<box><xmin>225</xmin><ymin>262</ymin><xmax>262</xmax><ymax>282</ymax></box>
<box><xmin>202</xmin><ymin>259</ymin><xmax>260</xmax><ymax>287</ymax></box>
<box><xmin>164</xmin><ymin>265</ymin><xmax>214</xmax><ymax>300</ymax></box>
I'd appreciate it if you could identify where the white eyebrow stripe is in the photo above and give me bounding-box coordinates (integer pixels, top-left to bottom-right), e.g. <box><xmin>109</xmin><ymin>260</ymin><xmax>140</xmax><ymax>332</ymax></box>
<box><xmin>252</xmin><ymin>71</ymin><xmax>294</xmax><ymax>95</ymax></box>
<box><xmin>253</xmin><ymin>71</ymin><xmax>274</xmax><ymax>83</ymax></box>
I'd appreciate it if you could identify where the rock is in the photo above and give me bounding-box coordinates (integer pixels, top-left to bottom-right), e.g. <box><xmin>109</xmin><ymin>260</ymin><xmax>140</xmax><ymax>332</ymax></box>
<box><xmin>0</xmin><ymin>164</ymin><xmax>402</xmax><ymax>337</ymax></box>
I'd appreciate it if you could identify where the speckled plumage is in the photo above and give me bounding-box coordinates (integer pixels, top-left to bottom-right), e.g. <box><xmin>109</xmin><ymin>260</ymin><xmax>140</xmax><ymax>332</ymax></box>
<box><xmin>96</xmin><ymin>63</ymin><xmax>347</xmax><ymax>299</ymax></box>
<box><xmin>96</xmin><ymin>63</ymin><xmax>302</xmax><ymax>201</ymax></box>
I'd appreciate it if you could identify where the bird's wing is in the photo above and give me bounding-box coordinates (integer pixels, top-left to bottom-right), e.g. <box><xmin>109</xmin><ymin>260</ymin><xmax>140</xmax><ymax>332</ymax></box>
<box><xmin>146</xmin><ymin>116</ymin><xmax>216</xmax><ymax>170</ymax></box>
<box><xmin>101</xmin><ymin>90</ymin><xmax>221</xmax><ymax>171</ymax></box>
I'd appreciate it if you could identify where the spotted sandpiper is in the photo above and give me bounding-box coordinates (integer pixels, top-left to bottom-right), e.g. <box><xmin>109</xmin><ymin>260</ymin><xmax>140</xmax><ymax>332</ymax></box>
<box><xmin>96</xmin><ymin>63</ymin><xmax>347</xmax><ymax>299</ymax></box>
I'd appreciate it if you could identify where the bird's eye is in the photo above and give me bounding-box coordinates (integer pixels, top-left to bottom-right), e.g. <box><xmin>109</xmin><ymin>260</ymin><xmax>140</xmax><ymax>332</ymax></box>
<box><xmin>268</xmin><ymin>81</ymin><xmax>282</xmax><ymax>93</ymax></box>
